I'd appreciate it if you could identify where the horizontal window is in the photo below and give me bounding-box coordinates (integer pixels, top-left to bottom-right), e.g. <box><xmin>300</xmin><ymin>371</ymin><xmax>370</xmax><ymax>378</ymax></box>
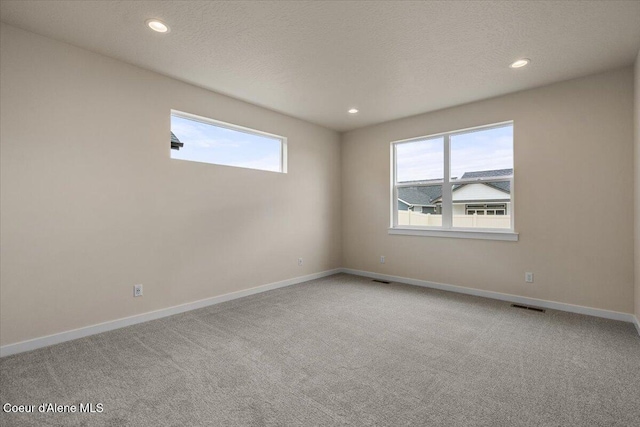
<box><xmin>170</xmin><ymin>110</ymin><xmax>287</xmax><ymax>173</ymax></box>
<box><xmin>465</xmin><ymin>203</ymin><xmax>507</xmax><ymax>215</ymax></box>
<box><xmin>392</xmin><ymin>122</ymin><xmax>515</xmax><ymax>238</ymax></box>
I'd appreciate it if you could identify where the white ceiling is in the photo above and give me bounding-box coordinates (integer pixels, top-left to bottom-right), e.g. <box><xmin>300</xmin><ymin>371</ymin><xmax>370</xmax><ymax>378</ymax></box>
<box><xmin>1</xmin><ymin>1</ymin><xmax>640</xmax><ymax>132</ymax></box>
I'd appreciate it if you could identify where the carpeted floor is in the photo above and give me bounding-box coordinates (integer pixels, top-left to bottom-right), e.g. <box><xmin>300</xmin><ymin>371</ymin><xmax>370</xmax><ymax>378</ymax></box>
<box><xmin>1</xmin><ymin>273</ymin><xmax>639</xmax><ymax>426</ymax></box>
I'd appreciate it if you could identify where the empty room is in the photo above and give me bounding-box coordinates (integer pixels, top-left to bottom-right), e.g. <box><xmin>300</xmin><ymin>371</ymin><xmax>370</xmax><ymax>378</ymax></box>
<box><xmin>1</xmin><ymin>1</ymin><xmax>640</xmax><ymax>426</ymax></box>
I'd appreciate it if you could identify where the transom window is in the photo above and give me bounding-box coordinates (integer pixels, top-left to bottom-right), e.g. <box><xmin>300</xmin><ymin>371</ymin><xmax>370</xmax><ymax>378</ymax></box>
<box><xmin>392</xmin><ymin>122</ymin><xmax>514</xmax><ymax>232</ymax></box>
<box><xmin>170</xmin><ymin>110</ymin><xmax>287</xmax><ymax>173</ymax></box>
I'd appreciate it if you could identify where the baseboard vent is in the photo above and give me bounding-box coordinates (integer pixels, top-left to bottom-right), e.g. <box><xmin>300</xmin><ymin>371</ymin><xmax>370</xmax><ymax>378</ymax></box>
<box><xmin>511</xmin><ymin>303</ymin><xmax>546</xmax><ymax>313</ymax></box>
<box><xmin>372</xmin><ymin>279</ymin><xmax>391</xmax><ymax>284</ymax></box>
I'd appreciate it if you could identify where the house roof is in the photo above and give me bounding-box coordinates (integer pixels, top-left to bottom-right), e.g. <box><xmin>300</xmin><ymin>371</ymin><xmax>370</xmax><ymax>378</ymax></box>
<box><xmin>171</xmin><ymin>132</ymin><xmax>183</xmax><ymax>150</ymax></box>
<box><xmin>458</xmin><ymin>168</ymin><xmax>512</xmax><ymax>193</ymax></box>
<box><xmin>398</xmin><ymin>185</ymin><xmax>442</xmax><ymax>206</ymax></box>
<box><xmin>399</xmin><ymin>168</ymin><xmax>512</xmax><ymax>206</ymax></box>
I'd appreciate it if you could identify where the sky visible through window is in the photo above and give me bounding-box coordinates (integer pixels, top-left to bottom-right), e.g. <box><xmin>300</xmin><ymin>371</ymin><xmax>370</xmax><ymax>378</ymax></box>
<box><xmin>396</xmin><ymin>125</ymin><xmax>513</xmax><ymax>182</ymax></box>
<box><xmin>170</xmin><ymin>115</ymin><xmax>282</xmax><ymax>172</ymax></box>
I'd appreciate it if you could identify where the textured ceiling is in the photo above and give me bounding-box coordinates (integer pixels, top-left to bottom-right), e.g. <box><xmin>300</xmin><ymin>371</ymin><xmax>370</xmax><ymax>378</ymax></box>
<box><xmin>1</xmin><ymin>1</ymin><xmax>640</xmax><ymax>132</ymax></box>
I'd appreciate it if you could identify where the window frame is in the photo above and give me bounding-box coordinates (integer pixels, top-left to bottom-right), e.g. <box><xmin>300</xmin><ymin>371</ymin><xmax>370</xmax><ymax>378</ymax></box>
<box><xmin>389</xmin><ymin>121</ymin><xmax>518</xmax><ymax>241</ymax></box>
<box><xmin>170</xmin><ymin>109</ymin><xmax>288</xmax><ymax>173</ymax></box>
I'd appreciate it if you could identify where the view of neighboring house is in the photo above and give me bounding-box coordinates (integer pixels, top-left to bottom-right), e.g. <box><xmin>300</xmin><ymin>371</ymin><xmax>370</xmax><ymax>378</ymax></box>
<box><xmin>170</xmin><ymin>131</ymin><xmax>183</xmax><ymax>150</ymax></box>
<box><xmin>398</xmin><ymin>168</ymin><xmax>512</xmax><ymax>215</ymax></box>
<box><xmin>397</xmin><ymin>181</ymin><xmax>442</xmax><ymax>213</ymax></box>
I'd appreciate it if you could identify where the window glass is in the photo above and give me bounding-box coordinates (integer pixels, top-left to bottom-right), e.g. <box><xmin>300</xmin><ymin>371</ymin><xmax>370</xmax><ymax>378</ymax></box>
<box><xmin>393</xmin><ymin>123</ymin><xmax>513</xmax><ymax>232</ymax></box>
<box><xmin>450</xmin><ymin>125</ymin><xmax>513</xmax><ymax>181</ymax></box>
<box><xmin>170</xmin><ymin>112</ymin><xmax>285</xmax><ymax>173</ymax></box>
<box><xmin>397</xmin><ymin>184</ymin><xmax>442</xmax><ymax>227</ymax></box>
<box><xmin>396</xmin><ymin>137</ymin><xmax>444</xmax><ymax>183</ymax></box>
<box><xmin>452</xmin><ymin>181</ymin><xmax>511</xmax><ymax>229</ymax></box>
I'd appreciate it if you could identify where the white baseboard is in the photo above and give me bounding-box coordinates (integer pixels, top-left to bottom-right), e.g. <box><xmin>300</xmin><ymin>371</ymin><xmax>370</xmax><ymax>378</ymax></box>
<box><xmin>0</xmin><ymin>269</ymin><xmax>341</xmax><ymax>358</ymax></box>
<box><xmin>2</xmin><ymin>267</ymin><xmax>637</xmax><ymax>357</ymax></box>
<box><xmin>341</xmin><ymin>268</ymin><xmax>637</xmax><ymax>324</ymax></box>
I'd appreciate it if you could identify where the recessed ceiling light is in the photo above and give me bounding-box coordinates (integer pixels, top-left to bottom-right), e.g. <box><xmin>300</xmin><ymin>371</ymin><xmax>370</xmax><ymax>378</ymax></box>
<box><xmin>348</xmin><ymin>108</ymin><xmax>359</xmax><ymax>114</ymax></box>
<box><xmin>509</xmin><ymin>58</ymin><xmax>530</xmax><ymax>69</ymax></box>
<box><xmin>146</xmin><ymin>19</ymin><xmax>169</xmax><ymax>33</ymax></box>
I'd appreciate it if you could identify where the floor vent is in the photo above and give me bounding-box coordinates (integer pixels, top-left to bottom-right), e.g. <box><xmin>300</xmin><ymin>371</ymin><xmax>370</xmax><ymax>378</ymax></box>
<box><xmin>511</xmin><ymin>303</ymin><xmax>546</xmax><ymax>313</ymax></box>
<box><xmin>372</xmin><ymin>279</ymin><xmax>390</xmax><ymax>284</ymax></box>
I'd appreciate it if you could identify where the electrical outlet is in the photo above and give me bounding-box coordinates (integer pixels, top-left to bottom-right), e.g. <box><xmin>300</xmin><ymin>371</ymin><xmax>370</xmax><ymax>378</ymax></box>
<box><xmin>525</xmin><ymin>272</ymin><xmax>534</xmax><ymax>283</ymax></box>
<box><xmin>380</xmin><ymin>256</ymin><xmax>385</xmax><ymax>264</ymax></box>
<box><xmin>298</xmin><ymin>258</ymin><xmax>303</xmax><ymax>266</ymax></box>
<box><xmin>134</xmin><ymin>284</ymin><xmax>143</xmax><ymax>297</ymax></box>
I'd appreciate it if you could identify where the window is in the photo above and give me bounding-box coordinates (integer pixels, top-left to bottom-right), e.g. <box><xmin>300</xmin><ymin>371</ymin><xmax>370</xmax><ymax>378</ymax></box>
<box><xmin>170</xmin><ymin>110</ymin><xmax>287</xmax><ymax>173</ymax></box>
<box><xmin>391</xmin><ymin>122</ymin><xmax>515</xmax><ymax>240</ymax></box>
<box><xmin>465</xmin><ymin>204</ymin><xmax>507</xmax><ymax>215</ymax></box>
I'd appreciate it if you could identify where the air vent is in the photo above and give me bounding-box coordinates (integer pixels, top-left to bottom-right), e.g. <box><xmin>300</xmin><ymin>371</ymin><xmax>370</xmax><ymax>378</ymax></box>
<box><xmin>372</xmin><ymin>279</ymin><xmax>390</xmax><ymax>284</ymax></box>
<box><xmin>511</xmin><ymin>303</ymin><xmax>545</xmax><ymax>313</ymax></box>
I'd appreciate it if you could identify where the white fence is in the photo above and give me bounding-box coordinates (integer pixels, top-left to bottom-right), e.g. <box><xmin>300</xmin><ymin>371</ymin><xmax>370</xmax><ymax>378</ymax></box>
<box><xmin>398</xmin><ymin>211</ymin><xmax>511</xmax><ymax>229</ymax></box>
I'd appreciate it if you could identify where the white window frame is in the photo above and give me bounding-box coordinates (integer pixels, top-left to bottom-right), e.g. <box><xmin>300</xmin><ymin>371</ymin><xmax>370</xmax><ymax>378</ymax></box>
<box><xmin>389</xmin><ymin>121</ymin><xmax>518</xmax><ymax>241</ymax></box>
<box><xmin>170</xmin><ymin>110</ymin><xmax>288</xmax><ymax>173</ymax></box>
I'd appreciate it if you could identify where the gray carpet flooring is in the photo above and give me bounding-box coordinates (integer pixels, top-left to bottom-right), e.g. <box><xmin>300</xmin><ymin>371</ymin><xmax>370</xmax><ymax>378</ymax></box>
<box><xmin>1</xmin><ymin>273</ymin><xmax>639</xmax><ymax>426</ymax></box>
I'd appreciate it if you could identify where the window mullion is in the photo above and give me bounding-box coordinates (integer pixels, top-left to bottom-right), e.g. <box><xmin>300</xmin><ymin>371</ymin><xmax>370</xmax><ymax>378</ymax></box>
<box><xmin>509</xmin><ymin>175</ymin><xmax>515</xmax><ymax>230</ymax></box>
<box><xmin>442</xmin><ymin>135</ymin><xmax>452</xmax><ymax>228</ymax></box>
<box><xmin>391</xmin><ymin>144</ymin><xmax>398</xmax><ymax>228</ymax></box>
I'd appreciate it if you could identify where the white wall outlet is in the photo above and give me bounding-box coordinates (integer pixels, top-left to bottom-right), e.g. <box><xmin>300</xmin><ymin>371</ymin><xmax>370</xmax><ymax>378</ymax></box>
<box><xmin>525</xmin><ymin>272</ymin><xmax>534</xmax><ymax>283</ymax></box>
<box><xmin>134</xmin><ymin>284</ymin><xmax>143</xmax><ymax>297</ymax></box>
<box><xmin>380</xmin><ymin>256</ymin><xmax>385</xmax><ymax>264</ymax></box>
<box><xmin>298</xmin><ymin>258</ymin><xmax>303</xmax><ymax>266</ymax></box>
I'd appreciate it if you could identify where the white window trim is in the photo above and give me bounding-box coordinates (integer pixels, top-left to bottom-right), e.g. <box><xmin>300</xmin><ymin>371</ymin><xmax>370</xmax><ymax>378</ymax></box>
<box><xmin>390</xmin><ymin>121</ymin><xmax>518</xmax><ymax>241</ymax></box>
<box><xmin>171</xmin><ymin>110</ymin><xmax>288</xmax><ymax>173</ymax></box>
<box><xmin>389</xmin><ymin>227</ymin><xmax>518</xmax><ymax>241</ymax></box>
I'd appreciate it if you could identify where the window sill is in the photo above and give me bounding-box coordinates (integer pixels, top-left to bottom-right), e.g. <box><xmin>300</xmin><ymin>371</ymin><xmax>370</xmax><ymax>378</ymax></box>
<box><xmin>388</xmin><ymin>227</ymin><xmax>519</xmax><ymax>241</ymax></box>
